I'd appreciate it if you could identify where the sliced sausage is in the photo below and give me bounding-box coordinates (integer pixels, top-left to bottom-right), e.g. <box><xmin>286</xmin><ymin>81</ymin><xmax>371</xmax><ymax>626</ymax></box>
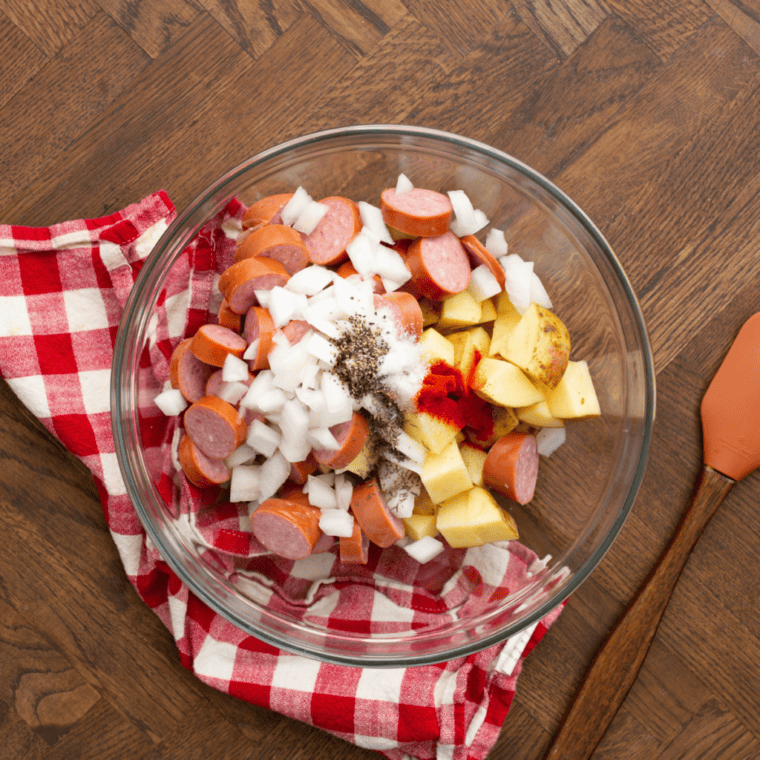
<box><xmin>178</xmin><ymin>433</ymin><xmax>231</xmax><ymax>488</ymax></box>
<box><xmin>336</xmin><ymin>261</ymin><xmax>384</xmax><ymax>294</ymax></box>
<box><xmin>184</xmin><ymin>395</ymin><xmax>247</xmax><ymax>459</ymax></box>
<box><xmin>289</xmin><ymin>453</ymin><xmax>319</xmax><ymax>486</ymax></box>
<box><xmin>339</xmin><ymin>522</ymin><xmax>369</xmax><ymax>564</ymax></box>
<box><xmin>374</xmin><ymin>292</ymin><xmax>423</xmax><ymax>340</ymax></box>
<box><xmin>282</xmin><ymin>319</ymin><xmax>313</xmax><ymax>345</ymax></box>
<box><xmin>241</xmin><ymin>193</ymin><xmax>293</xmax><ymax>231</ymax></box>
<box><xmin>218</xmin><ymin>299</ymin><xmax>242</xmax><ymax>332</ymax></box>
<box><xmin>235</xmin><ymin>224</ymin><xmax>310</xmax><ymax>275</ymax></box>
<box><xmin>190</xmin><ymin>324</ymin><xmax>248</xmax><ymax>367</ymax></box>
<box><xmin>251</xmin><ymin>497</ymin><xmax>323</xmax><ymax>560</ymax></box>
<box><xmin>218</xmin><ymin>257</ymin><xmax>290</xmax><ymax>315</ymax></box>
<box><xmin>380</xmin><ymin>187</ymin><xmax>452</xmax><ymax>238</ymax></box>
<box><xmin>483</xmin><ymin>432</ymin><xmax>539</xmax><ymax>505</ymax></box>
<box><xmin>302</xmin><ymin>196</ymin><xmax>362</xmax><ymax>266</ymax></box>
<box><xmin>406</xmin><ymin>231</ymin><xmax>471</xmax><ymax>300</ymax></box>
<box><xmin>313</xmin><ymin>532</ymin><xmax>336</xmax><ymax>554</ymax></box>
<box><xmin>312</xmin><ymin>412</ymin><xmax>370</xmax><ymax>470</ymax></box>
<box><xmin>460</xmin><ymin>234</ymin><xmax>506</xmax><ymax>290</ymax></box>
<box><xmin>169</xmin><ymin>338</ymin><xmax>215</xmax><ymax>403</ymax></box>
<box><xmin>205</xmin><ymin>369</ymin><xmax>225</xmax><ymax>397</ymax></box>
<box><xmin>243</xmin><ymin>306</ymin><xmax>275</xmax><ymax>370</ymax></box>
<box><xmin>350</xmin><ymin>478</ymin><xmax>404</xmax><ymax>548</ymax></box>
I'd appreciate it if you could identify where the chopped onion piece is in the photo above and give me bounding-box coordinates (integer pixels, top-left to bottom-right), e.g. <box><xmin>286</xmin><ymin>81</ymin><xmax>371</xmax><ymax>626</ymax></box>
<box><xmin>279</xmin><ymin>186</ymin><xmax>312</xmax><ymax>226</ymax></box>
<box><xmin>154</xmin><ymin>388</ymin><xmax>187</xmax><ymax>416</ymax></box>
<box><xmin>306</xmin><ymin>332</ymin><xmax>337</xmax><ymax>365</ymax></box>
<box><xmin>321</xmin><ymin>372</ymin><xmax>353</xmax><ymax>414</ymax></box>
<box><xmin>225</xmin><ymin>444</ymin><xmax>256</xmax><ymax>469</ymax></box>
<box><xmin>268</xmin><ymin>286</ymin><xmax>307</xmax><ymax>328</ymax></box>
<box><xmin>230</xmin><ymin>465</ymin><xmax>260</xmax><ymax>503</ymax></box>
<box><xmin>307</xmin><ymin>426</ymin><xmax>340</xmax><ymax>450</ymax></box>
<box><xmin>254</xmin><ymin>289</ymin><xmax>271</xmax><ymax>307</ymax></box>
<box><xmin>240</xmin><ymin>369</ymin><xmax>274</xmax><ymax>409</ymax></box>
<box><xmin>485</xmin><ymin>227</ymin><xmax>508</xmax><ymax>256</ymax></box>
<box><xmin>269</xmin><ymin>342</ymin><xmax>313</xmax><ymax>392</ymax></box>
<box><xmin>303</xmin><ymin>295</ymin><xmax>345</xmax><ymax>324</ymax></box>
<box><xmin>293</xmin><ymin>200</ymin><xmax>329</xmax><ymax>234</ymax></box>
<box><xmin>346</xmin><ymin>229</ymin><xmax>379</xmax><ymax>276</ymax></box>
<box><xmin>222</xmin><ymin>353</ymin><xmax>250</xmax><ymax>383</ymax></box>
<box><xmin>395</xmin><ymin>172</ymin><xmax>414</xmax><ymax>195</ymax></box>
<box><xmin>305</xmin><ymin>314</ymin><xmax>340</xmax><ymax>339</ymax></box>
<box><xmin>531</xmin><ymin>272</ymin><xmax>553</xmax><ymax>309</ymax></box>
<box><xmin>246</xmin><ymin>420</ymin><xmax>280</xmax><ymax>458</ymax></box>
<box><xmin>334</xmin><ymin>474</ymin><xmax>353</xmax><ymax>511</ymax></box>
<box><xmin>243</xmin><ymin>338</ymin><xmax>259</xmax><ymax>361</ymax></box>
<box><xmin>307</xmin><ymin>475</ymin><xmax>338</xmax><ymax>509</ymax></box>
<box><xmin>372</xmin><ymin>246</ymin><xmax>411</xmax><ymax>284</ymax></box>
<box><xmin>217</xmin><ymin>380</ymin><xmax>249</xmax><ymax>405</ymax></box>
<box><xmin>404</xmin><ymin>536</ymin><xmax>445</xmax><ymax>563</ymax></box>
<box><xmin>388</xmin><ymin>491</ymin><xmax>415</xmax><ymax>518</ymax></box>
<box><xmin>471</xmin><ymin>208</ymin><xmax>489</xmax><ymax>233</ymax></box>
<box><xmin>286</xmin><ymin>265</ymin><xmax>334</xmax><ymax>295</ymax></box>
<box><xmin>312</xmin><ymin>471</ymin><xmax>335</xmax><ymax>487</ymax></box>
<box><xmin>448</xmin><ymin>190</ymin><xmax>476</xmax><ymax>236</ymax></box>
<box><xmin>256</xmin><ymin>388</ymin><xmax>288</xmax><ymax>414</ymax></box>
<box><xmin>536</xmin><ymin>427</ymin><xmax>566</xmax><ymax>457</ymax></box>
<box><xmin>381</xmin><ymin>277</ymin><xmax>402</xmax><ymax>293</ymax></box>
<box><xmin>319</xmin><ymin>509</ymin><xmax>354</xmax><ymax>537</ymax></box>
<box><xmin>279</xmin><ymin>435</ymin><xmax>312</xmax><ymax>463</ymax></box>
<box><xmin>394</xmin><ymin>431</ymin><xmax>426</xmax><ymax>465</ymax></box>
<box><xmin>332</xmin><ymin>273</ymin><xmax>372</xmax><ymax>316</ymax></box>
<box><xmin>500</xmin><ymin>254</ymin><xmax>534</xmax><ymax>314</ymax></box>
<box><xmin>467</xmin><ymin>264</ymin><xmax>503</xmax><ymax>302</ymax></box>
<box><xmin>257</xmin><ymin>451</ymin><xmax>290</xmax><ymax>501</ymax></box>
<box><xmin>359</xmin><ymin>201</ymin><xmax>394</xmax><ymax>245</ymax></box>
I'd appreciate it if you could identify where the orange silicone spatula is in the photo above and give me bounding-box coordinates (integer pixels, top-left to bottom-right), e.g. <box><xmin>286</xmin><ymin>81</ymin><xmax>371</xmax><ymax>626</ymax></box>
<box><xmin>543</xmin><ymin>313</ymin><xmax>760</xmax><ymax>760</ymax></box>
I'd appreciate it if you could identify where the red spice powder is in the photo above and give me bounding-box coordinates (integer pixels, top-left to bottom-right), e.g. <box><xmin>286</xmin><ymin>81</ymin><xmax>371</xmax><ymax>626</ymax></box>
<box><xmin>415</xmin><ymin>360</ymin><xmax>494</xmax><ymax>441</ymax></box>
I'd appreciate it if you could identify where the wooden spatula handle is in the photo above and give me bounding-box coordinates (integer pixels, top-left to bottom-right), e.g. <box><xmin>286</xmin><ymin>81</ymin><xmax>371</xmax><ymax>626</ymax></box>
<box><xmin>543</xmin><ymin>465</ymin><xmax>734</xmax><ymax>760</ymax></box>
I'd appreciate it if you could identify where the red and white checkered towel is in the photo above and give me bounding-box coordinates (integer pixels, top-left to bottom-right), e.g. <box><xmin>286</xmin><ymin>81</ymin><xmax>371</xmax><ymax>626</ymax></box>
<box><xmin>0</xmin><ymin>192</ymin><xmax>563</xmax><ymax>760</ymax></box>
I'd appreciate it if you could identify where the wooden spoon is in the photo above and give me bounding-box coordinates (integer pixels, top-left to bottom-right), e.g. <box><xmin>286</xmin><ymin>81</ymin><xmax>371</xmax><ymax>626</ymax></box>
<box><xmin>543</xmin><ymin>313</ymin><xmax>760</xmax><ymax>760</ymax></box>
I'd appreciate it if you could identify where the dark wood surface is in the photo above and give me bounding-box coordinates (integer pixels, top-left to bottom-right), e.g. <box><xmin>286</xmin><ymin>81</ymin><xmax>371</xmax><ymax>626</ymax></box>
<box><xmin>3</xmin><ymin>1</ymin><xmax>760</xmax><ymax>759</ymax></box>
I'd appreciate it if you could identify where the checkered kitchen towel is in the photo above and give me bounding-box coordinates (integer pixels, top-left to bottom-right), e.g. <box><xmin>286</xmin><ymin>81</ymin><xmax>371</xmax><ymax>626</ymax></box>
<box><xmin>0</xmin><ymin>192</ymin><xmax>563</xmax><ymax>760</ymax></box>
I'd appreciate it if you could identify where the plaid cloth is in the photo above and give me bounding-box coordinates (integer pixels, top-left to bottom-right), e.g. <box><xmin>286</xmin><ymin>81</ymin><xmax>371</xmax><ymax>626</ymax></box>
<box><xmin>0</xmin><ymin>192</ymin><xmax>563</xmax><ymax>760</ymax></box>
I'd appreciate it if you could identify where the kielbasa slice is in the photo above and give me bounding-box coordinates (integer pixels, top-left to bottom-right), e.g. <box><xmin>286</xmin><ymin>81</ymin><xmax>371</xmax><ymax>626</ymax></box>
<box><xmin>374</xmin><ymin>292</ymin><xmax>423</xmax><ymax>340</ymax></box>
<box><xmin>190</xmin><ymin>324</ymin><xmax>248</xmax><ymax>367</ymax></box>
<box><xmin>302</xmin><ymin>196</ymin><xmax>361</xmax><ymax>266</ymax></box>
<box><xmin>312</xmin><ymin>412</ymin><xmax>370</xmax><ymax>470</ymax></box>
<box><xmin>178</xmin><ymin>433</ymin><xmax>231</xmax><ymax>488</ymax></box>
<box><xmin>217</xmin><ymin>258</ymin><xmax>290</xmax><ymax>315</ymax></box>
<box><xmin>169</xmin><ymin>338</ymin><xmax>215</xmax><ymax>403</ymax></box>
<box><xmin>218</xmin><ymin>299</ymin><xmax>242</xmax><ymax>332</ymax></box>
<box><xmin>406</xmin><ymin>231</ymin><xmax>471</xmax><ymax>300</ymax></box>
<box><xmin>339</xmin><ymin>521</ymin><xmax>369</xmax><ymax>564</ymax></box>
<box><xmin>235</xmin><ymin>224</ymin><xmax>310</xmax><ymax>275</ymax></box>
<box><xmin>184</xmin><ymin>395</ymin><xmax>247</xmax><ymax>460</ymax></box>
<box><xmin>251</xmin><ymin>497</ymin><xmax>323</xmax><ymax>560</ymax></box>
<box><xmin>288</xmin><ymin>453</ymin><xmax>319</xmax><ymax>486</ymax></box>
<box><xmin>336</xmin><ymin>261</ymin><xmax>384</xmax><ymax>294</ymax></box>
<box><xmin>380</xmin><ymin>187</ymin><xmax>452</xmax><ymax>238</ymax></box>
<box><xmin>350</xmin><ymin>478</ymin><xmax>404</xmax><ymax>548</ymax></box>
<box><xmin>460</xmin><ymin>234</ymin><xmax>506</xmax><ymax>290</ymax></box>
<box><xmin>482</xmin><ymin>432</ymin><xmax>539</xmax><ymax>505</ymax></box>
<box><xmin>241</xmin><ymin>193</ymin><xmax>294</xmax><ymax>231</ymax></box>
<box><xmin>243</xmin><ymin>306</ymin><xmax>275</xmax><ymax>371</ymax></box>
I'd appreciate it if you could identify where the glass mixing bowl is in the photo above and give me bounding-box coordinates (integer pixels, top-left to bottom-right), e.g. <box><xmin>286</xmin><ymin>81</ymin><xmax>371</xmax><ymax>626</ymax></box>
<box><xmin>112</xmin><ymin>125</ymin><xmax>655</xmax><ymax>666</ymax></box>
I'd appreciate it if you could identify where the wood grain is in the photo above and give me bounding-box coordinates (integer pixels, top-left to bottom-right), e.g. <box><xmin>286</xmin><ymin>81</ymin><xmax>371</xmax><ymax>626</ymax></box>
<box><xmin>2</xmin><ymin>1</ymin><xmax>760</xmax><ymax>758</ymax></box>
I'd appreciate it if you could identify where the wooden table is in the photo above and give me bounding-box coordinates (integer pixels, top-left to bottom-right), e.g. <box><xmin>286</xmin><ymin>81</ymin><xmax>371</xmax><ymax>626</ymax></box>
<box><xmin>3</xmin><ymin>1</ymin><xmax>760</xmax><ymax>758</ymax></box>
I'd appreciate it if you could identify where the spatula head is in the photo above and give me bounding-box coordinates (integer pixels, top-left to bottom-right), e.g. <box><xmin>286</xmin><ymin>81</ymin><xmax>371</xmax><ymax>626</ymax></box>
<box><xmin>701</xmin><ymin>312</ymin><xmax>760</xmax><ymax>481</ymax></box>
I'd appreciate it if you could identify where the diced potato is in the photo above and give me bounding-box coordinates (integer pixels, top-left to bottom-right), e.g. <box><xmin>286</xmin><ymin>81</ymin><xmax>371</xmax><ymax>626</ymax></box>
<box><xmin>344</xmin><ymin>439</ymin><xmax>376</xmax><ymax>478</ymax></box>
<box><xmin>447</xmin><ymin>326</ymin><xmax>490</xmax><ymax>386</ymax></box>
<box><xmin>446</xmin><ymin>330</ymin><xmax>469</xmax><ymax>367</ymax></box>
<box><xmin>420</xmin><ymin>439</ymin><xmax>473</xmax><ymax>504</ymax></box>
<box><xmin>403</xmin><ymin>514</ymin><xmax>438</xmax><ymax>541</ymax></box>
<box><xmin>508</xmin><ymin>302</ymin><xmax>571</xmax><ymax>389</ymax></box>
<box><xmin>496</xmin><ymin>291</ymin><xmax>518</xmax><ymax>315</ymax></box>
<box><xmin>469</xmin><ymin>405</ymin><xmax>519</xmax><ymax>448</ymax></box>
<box><xmin>437</xmin><ymin>291</ymin><xmax>482</xmax><ymax>330</ymax></box>
<box><xmin>413</xmin><ymin>489</ymin><xmax>438</xmax><ymax>516</ymax></box>
<box><xmin>544</xmin><ymin>360</ymin><xmax>601</xmax><ymax>419</ymax></box>
<box><xmin>405</xmin><ymin>411</ymin><xmax>462</xmax><ymax>455</ymax></box>
<box><xmin>419</xmin><ymin>298</ymin><xmax>442</xmax><ymax>327</ymax></box>
<box><xmin>419</xmin><ymin>327</ymin><xmax>455</xmax><ymax>365</ymax></box>
<box><xmin>473</xmin><ymin>358</ymin><xmax>545</xmax><ymax>408</ymax></box>
<box><xmin>517</xmin><ymin>399</ymin><xmax>565</xmax><ymax>428</ymax></box>
<box><xmin>436</xmin><ymin>487</ymin><xmax>519</xmax><ymax>548</ymax></box>
<box><xmin>459</xmin><ymin>442</ymin><xmax>487</xmax><ymax>487</ymax></box>
<box><xmin>489</xmin><ymin>310</ymin><xmax>522</xmax><ymax>359</ymax></box>
<box><xmin>477</xmin><ymin>298</ymin><xmax>497</xmax><ymax>324</ymax></box>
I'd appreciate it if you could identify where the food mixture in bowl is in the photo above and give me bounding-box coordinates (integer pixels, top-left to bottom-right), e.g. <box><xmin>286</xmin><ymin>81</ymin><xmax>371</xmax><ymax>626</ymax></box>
<box><xmin>155</xmin><ymin>175</ymin><xmax>600</xmax><ymax>572</ymax></box>
<box><xmin>113</xmin><ymin>126</ymin><xmax>653</xmax><ymax>665</ymax></box>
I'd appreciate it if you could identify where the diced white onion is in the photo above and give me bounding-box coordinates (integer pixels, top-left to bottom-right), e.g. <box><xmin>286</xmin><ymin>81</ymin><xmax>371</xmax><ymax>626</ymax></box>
<box><xmin>154</xmin><ymin>388</ymin><xmax>187</xmax><ymax>416</ymax></box>
<box><xmin>225</xmin><ymin>444</ymin><xmax>256</xmax><ymax>469</ymax></box>
<box><xmin>257</xmin><ymin>452</ymin><xmax>291</xmax><ymax>501</ymax></box>
<box><xmin>217</xmin><ymin>380</ymin><xmax>249</xmax><ymax>405</ymax></box>
<box><xmin>278</xmin><ymin>435</ymin><xmax>312</xmax><ymax>463</ymax></box>
<box><xmin>359</xmin><ymin>201</ymin><xmax>394</xmax><ymax>245</ymax></box>
<box><xmin>485</xmin><ymin>227</ymin><xmax>508</xmax><ymax>256</ymax></box>
<box><xmin>500</xmin><ymin>254</ymin><xmax>534</xmax><ymax>314</ymax></box>
<box><xmin>269</xmin><ymin>342</ymin><xmax>313</xmax><ymax>393</ymax></box>
<box><xmin>448</xmin><ymin>190</ymin><xmax>476</xmax><ymax>236</ymax></box>
<box><xmin>307</xmin><ymin>475</ymin><xmax>338</xmax><ymax>509</ymax></box>
<box><xmin>256</xmin><ymin>388</ymin><xmax>289</xmax><ymax>414</ymax></box>
<box><xmin>303</xmin><ymin>295</ymin><xmax>345</xmax><ymax>324</ymax></box>
<box><xmin>403</xmin><ymin>536</ymin><xmax>445</xmax><ymax>563</ymax></box>
<box><xmin>230</xmin><ymin>465</ymin><xmax>260</xmax><ymax>503</ymax></box>
<box><xmin>334</xmin><ymin>474</ymin><xmax>353</xmax><ymax>511</ymax></box>
<box><xmin>530</xmin><ymin>272</ymin><xmax>553</xmax><ymax>309</ymax></box>
<box><xmin>222</xmin><ymin>353</ymin><xmax>250</xmax><ymax>383</ymax></box>
<box><xmin>394</xmin><ymin>431</ymin><xmax>426</xmax><ymax>465</ymax></box>
<box><xmin>346</xmin><ymin>229</ymin><xmax>379</xmax><ymax>276</ymax></box>
<box><xmin>246</xmin><ymin>420</ymin><xmax>280</xmax><ymax>458</ymax></box>
<box><xmin>306</xmin><ymin>332</ymin><xmax>337</xmax><ymax>366</ymax></box>
<box><xmin>254</xmin><ymin>289</ymin><xmax>271</xmax><ymax>307</ymax></box>
<box><xmin>279</xmin><ymin>186</ymin><xmax>312</xmax><ymax>226</ymax></box>
<box><xmin>268</xmin><ymin>286</ymin><xmax>307</xmax><ymax>328</ymax></box>
<box><xmin>286</xmin><ymin>265</ymin><xmax>334</xmax><ymax>295</ymax></box>
<box><xmin>305</xmin><ymin>314</ymin><xmax>340</xmax><ymax>339</ymax></box>
<box><xmin>471</xmin><ymin>208</ymin><xmax>489</xmax><ymax>233</ymax></box>
<box><xmin>372</xmin><ymin>246</ymin><xmax>411</xmax><ymax>285</ymax></box>
<box><xmin>467</xmin><ymin>264</ymin><xmax>502</xmax><ymax>302</ymax></box>
<box><xmin>293</xmin><ymin>200</ymin><xmax>329</xmax><ymax>234</ymax></box>
<box><xmin>536</xmin><ymin>427</ymin><xmax>566</xmax><ymax>456</ymax></box>
<box><xmin>388</xmin><ymin>490</ymin><xmax>415</xmax><ymax>518</ymax></box>
<box><xmin>240</xmin><ymin>369</ymin><xmax>274</xmax><ymax>409</ymax></box>
<box><xmin>395</xmin><ymin>173</ymin><xmax>414</xmax><ymax>195</ymax></box>
<box><xmin>307</xmin><ymin>426</ymin><xmax>340</xmax><ymax>450</ymax></box>
<box><xmin>280</xmin><ymin>398</ymin><xmax>310</xmax><ymax>447</ymax></box>
<box><xmin>332</xmin><ymin>274</ymin><xmax>372</xmax><ymax>316</ymax></box>
<box><xmin>243</xmin><ymin>338</ymin><xmax>259</xmax><ymax>361</ymax></box>
<box><xmin>319</xmin><ymin>509</ymin><xmax>355</xmax><ymax>537</ymax></box>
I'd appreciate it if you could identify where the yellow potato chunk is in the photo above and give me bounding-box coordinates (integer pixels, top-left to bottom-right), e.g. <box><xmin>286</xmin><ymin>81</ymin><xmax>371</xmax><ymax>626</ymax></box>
<box><xmin>489</xmin><ymin>309</ymin><xmax>522</xmax><ymax>359</ymax></box>
<box><xmin>437</xmin><ymin>291</ymin><xmax>482</xmax><ymax>330</ymax></box>
<box><xmin>436</xmin><ymin>487</ymin><xmax>519</xmax><ymax>548</ymax></box>
<box><xmin>477</xmin><ymin>298</ymin><xmax>497</xmax><ymax>324</ymax></box>
<box><xmin>496</xmin><ymin>291</ymin><xmax>518</xmax><ymax>315</ymax></box>
<box><xmin>459</xmin><ymin>442</ymin><xmax>487</xmax><ymax>487</ymax></box>
<box><xmin>517</xmin><ymin>399</ymin><xmax>565</xmax><ymax>428</ymax></box>
<box><xmin>473</xmin><ymin>358</ymin><xmax>545</xmax><ymax>408</ymax></box>
<box><xmin>413</xmin><ymin>489</ymin><xmax>438</xmax><ymax>516</ymax></box>
<box><xmin>403</xmin><ymin>514</ymin><xmax>438</xmax><ymax>541</ymax></box>
<box><xmin>447</xmin><ymin>326</ymin><xmax>490</xmax><ymax>386</ymax></box>
<box><xmin>344</xmin><ymin>438</ymin><xmax>376</xmax><ymax>478</ymax></box>
<box><xmin>421</xmin><ymin>439</ymin><xmax>473</xmax><ymax>504</ymax></box>
<box><xmin>544</xmin><ymin>360</ymin><xmax>601</xmax><ymax>419</ymax></box>
<box><xmin>469</xmin><ymin>405</ymin><xmax>519</xmax><ymax>448</ymax></box>
<box><xmin>419</xmin><ymin>327</ymin><xmax>455</xmax><ymax>365</ymax></box>
<box><xmin>405</xmin><ymin>411</ymin><xmax>462</xmax><ymax>455</ymax></box>
<box><xmin>508</xmin><ymin>302</ymin><xmax>571</xmax><ymax>389</ymax></box>
<box><xmin>419</xmin><ymin>298</ymin><xmax>442</xmax><ymax>327</ymax></box>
